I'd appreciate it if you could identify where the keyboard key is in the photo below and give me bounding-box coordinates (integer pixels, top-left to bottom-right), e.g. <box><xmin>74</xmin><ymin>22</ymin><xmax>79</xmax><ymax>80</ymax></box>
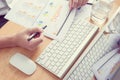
<box><xmin>63</xmin><ymin>33</ymin><xmax>114</xmax><ymax>80</ymax></box>
<box><xmin>36</xmin><ymin>19</ymin><xmax>98</xmax><ymax>78</ymax></box>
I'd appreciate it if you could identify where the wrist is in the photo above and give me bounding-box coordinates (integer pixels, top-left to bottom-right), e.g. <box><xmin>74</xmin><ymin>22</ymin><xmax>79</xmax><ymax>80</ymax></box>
<box><xmin>8</xmin><ymin>34</ymin><xmax>18</xmax><ymax>47</ymax></box>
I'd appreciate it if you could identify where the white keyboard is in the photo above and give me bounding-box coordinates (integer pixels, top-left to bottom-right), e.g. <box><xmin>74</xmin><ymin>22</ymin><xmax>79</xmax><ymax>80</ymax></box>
<box><xmin>36</xmin><ymin>19</ymin><xmax>98</xmax><ymax>78</ymax></box>
<box><xmin>63</xmin><ymin>32</ymin><xmax>115</xmax><ymax>80</ymax></box>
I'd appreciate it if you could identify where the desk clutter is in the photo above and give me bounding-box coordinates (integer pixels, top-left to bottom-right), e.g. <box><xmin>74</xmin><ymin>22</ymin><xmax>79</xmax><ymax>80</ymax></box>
<box><xmin>6</xmin><ymin>0</ymin><xmax>120</xmax><ymax>80</ymax></box>
<box><xmin>5</xmin><ymin>0</ymin><xmax>76</xmax><ymax>41</ymax></box>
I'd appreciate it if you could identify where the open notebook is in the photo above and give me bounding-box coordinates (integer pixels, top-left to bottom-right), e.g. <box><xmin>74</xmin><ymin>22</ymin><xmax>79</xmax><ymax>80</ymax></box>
<box><xmin>5</xmin><ymin>0</ymin><xmax>76</xmax><ymax>41</ymax></box>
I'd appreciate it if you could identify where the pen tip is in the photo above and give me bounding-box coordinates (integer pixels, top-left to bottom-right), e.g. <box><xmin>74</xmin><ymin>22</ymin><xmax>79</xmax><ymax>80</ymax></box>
<box><xmin>42</xmin><ymin>25</ymin><xmax>47</xmax><ymax>29</ymax></box>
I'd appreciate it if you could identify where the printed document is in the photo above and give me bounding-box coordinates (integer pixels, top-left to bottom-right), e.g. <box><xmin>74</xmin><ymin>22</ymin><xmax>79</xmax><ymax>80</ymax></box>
<box><xmin>92</xmin><ymin>48</ymin><xmax>120</xmax><ymax>80</ymax></box>
<box><xmin>5</xmin><ymin>0</ymin><xmax>76</xmax><ymax>40</ymax></box>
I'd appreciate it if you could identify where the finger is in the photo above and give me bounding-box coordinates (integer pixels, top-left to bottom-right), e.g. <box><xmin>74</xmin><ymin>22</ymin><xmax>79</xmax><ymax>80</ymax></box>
<box><xmin>30</xmin><ymin>33</ymin><xmax>44</xmax><ymax>46</ymax></box>
<box><xmin>69</xmin><ymin>0</ymin><xmax>73</xmax><ymax>10</ymax></box>
<box><xmin>92</xmin><ymin>75</ymin><xmax>97</xmax><ymax>80</ymax></box>
<box><xmin>77</xmin><ymin>0</ymin><xmax>83</xmax><ymax>8</ymax></box>
<box><xmin>81</xmin><ymin>0</ymin><xmax>88</xmax><ymax>6</ymax></box>
<box><xmin>77</xmin><ymin>0</ymin><xmax>82</xmax><ymax>8</ymax></box>
<box><xmin>73</xmin><ymin>0</ymin><xmax>79</xmax><ymax>8</ymax></box>
<box><xmin>27</xmin><ymin>27</ymin><xmax>43</xmax><ymax>34</ymax></box>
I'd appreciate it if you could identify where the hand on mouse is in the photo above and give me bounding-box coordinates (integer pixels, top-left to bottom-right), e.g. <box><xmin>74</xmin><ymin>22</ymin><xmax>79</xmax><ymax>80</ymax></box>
<box><xmin>14</xmin><ymin>27</ymin><xmax>44</xmax><ymax>51</ymax></box>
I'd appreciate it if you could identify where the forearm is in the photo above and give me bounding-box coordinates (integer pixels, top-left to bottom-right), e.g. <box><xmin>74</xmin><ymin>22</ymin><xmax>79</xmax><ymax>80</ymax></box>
<box><xmin>0</xmin><ymin>35</ymin><xmax>16</xmax><ymax>48</ymax></box>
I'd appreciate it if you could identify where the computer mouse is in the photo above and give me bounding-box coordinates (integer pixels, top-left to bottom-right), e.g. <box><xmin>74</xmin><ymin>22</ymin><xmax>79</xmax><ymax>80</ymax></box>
<box><xmin>9</xmin><ymin>53</ymin><xmax>36</xmax><ymax>75</ymax></box>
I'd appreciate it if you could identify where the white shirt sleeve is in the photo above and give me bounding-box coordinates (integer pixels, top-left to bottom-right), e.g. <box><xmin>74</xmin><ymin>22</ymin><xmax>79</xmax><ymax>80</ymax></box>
<box><xmin>0</xmin><ymin>0</ymin><xmax>10</xmax><ymax>16</ymax></box>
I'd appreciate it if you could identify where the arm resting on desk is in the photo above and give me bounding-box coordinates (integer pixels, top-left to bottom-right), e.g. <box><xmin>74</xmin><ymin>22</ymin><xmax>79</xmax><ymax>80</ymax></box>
<box><xmin>0</xmin><ymin>34</ymin><xmax>16</xmax><ymax>48</ymax></box>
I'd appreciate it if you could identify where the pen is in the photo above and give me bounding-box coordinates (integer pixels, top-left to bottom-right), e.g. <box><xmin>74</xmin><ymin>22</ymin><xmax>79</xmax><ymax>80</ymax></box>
<box><xmin>77</xmin><ymin>3</ymin><xmax>93</xmax><ymax>10</ymax></box>
<box><xmin>27</xmin><ymin>25</ymin><xmax>47</xmax><ymax>41</ymax></box>
<box><xmin>87</xmin><ymin>3</ymin><xmax>93</xmax><ymax>5</ymax></box>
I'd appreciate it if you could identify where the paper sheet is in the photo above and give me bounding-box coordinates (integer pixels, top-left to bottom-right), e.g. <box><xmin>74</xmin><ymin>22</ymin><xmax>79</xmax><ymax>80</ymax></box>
<box><xmin>6</xmin><ymin>0</ymin><xmax>18</xmax><ymax>8</ymax></box>
<box><xmin>74</xmin><ymin>4</ymin><xmax>92</xmax><ymax>22</ymax></box>
<box><xmin>5</xmin><ymin>0</ymin><xmax>47</xmax><ymax>27</ymax></box>
<box><xmin>92</xmin><ymin>48</ymin><xmax>120</xmax><ymax>80</ymax></box>
<box><xmin>5</xmin><ymin>0</ymin><xmax>75</xmax><ymax>41</ymax></box>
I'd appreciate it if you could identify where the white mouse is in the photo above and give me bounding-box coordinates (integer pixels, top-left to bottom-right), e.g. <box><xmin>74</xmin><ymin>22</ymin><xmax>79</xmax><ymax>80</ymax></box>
<box><xmin>9</xmin><ymin>53</ymin><xmax>36</xmax><ymax>75</ymax></box>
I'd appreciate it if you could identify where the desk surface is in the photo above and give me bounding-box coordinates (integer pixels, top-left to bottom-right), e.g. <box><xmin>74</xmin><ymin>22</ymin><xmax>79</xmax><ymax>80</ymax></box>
<box><xmin>0</xmin><ymin>0</ymin><xmax>120</xmax><ymax>80</ymax></box>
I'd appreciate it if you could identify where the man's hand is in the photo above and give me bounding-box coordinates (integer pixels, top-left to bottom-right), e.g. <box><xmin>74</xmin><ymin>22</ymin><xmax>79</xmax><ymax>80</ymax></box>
<box><xmin>14</xmin><ymin>27</ymin><xmax>44</xmax><ymax>51</ymax></box>
<box><xmin>69</xmin><ymin>0</ymin><xmax>88</xmax><ymax>10</ymax></box>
